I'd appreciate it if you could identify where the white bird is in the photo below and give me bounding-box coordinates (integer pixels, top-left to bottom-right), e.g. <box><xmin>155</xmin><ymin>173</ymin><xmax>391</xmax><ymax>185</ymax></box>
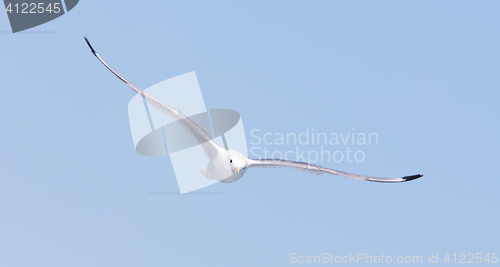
<box><xmin>85</xmin><ymin>37</ymin><xmax>422</xmax><ymax>184</ymax></box>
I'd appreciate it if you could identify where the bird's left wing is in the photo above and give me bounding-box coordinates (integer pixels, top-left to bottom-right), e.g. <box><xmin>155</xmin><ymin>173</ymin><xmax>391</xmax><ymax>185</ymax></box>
<box><xmin>247</xmin><ymin>159</ymin><xmax>422</xmax><ymax>183</ymax></box>
<box><xmin>84</xmin><ymin>37</ymin><xmax>221</xmax><ymax>158</ymax></box>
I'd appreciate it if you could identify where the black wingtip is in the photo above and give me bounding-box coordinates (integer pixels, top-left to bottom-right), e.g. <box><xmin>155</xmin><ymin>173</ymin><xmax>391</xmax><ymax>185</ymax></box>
<box><xmin>84</xmin><ymin>36</ymin><xmax>96</xmax><ymax>55</ymax></box>
<box><xmin>402</xmin><ymin>174</ymin><xmax>423</xmax><ymax>182</ymax></box>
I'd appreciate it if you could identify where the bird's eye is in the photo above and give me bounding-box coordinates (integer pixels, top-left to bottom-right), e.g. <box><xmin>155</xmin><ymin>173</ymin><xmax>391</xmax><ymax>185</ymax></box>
<box><xmin>229</xmin><ymin>159</ymin><xmax>232</xmax><ymax>163</ymax></box>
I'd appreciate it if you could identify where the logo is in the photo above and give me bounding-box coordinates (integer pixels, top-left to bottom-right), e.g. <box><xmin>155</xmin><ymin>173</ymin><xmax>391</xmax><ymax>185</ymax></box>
<box><xmin>4</xmin><ymin>0</ymin><xmax>79</xmax><ymax>33</ymax></box>
<box><xmin>128</xmin><ymin>72</ymin><xmax>248</xmax><ymax>194</ymax></box>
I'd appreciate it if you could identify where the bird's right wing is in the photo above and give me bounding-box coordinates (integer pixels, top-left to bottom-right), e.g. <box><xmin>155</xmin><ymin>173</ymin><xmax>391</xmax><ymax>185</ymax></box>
<box><xmin>84</xmin><ymin>37</ymin><xmax>221</xmax><ymax>158</ymax></box>
<box><xmin>248</xmin><ymin>159</ymin><xmax>422</xmax><ymax>183</ymax></box>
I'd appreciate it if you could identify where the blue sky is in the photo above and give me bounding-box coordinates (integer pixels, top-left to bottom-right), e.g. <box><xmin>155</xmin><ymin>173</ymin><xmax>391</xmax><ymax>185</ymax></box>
<box><xmin>1</xmin><ymin>1</ymin><xmax>499</xmax><ymax>266</ymax></box>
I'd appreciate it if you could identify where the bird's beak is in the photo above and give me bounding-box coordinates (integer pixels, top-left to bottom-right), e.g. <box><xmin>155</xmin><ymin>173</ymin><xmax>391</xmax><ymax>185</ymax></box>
<box><xmin>234</xmin><ymin>167</ymin><xmax>240</xmax><ymax>173</ymax></box>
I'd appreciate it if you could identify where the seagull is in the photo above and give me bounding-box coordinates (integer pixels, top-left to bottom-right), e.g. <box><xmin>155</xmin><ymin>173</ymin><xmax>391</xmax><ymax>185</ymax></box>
<box><xmin>84</xmin><ymin>37</ymin><xmax>422</xmax><ymax>184</ymax></box>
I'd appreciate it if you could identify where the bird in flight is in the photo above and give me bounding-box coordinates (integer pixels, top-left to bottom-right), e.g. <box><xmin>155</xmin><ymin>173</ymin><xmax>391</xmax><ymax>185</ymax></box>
<box><xmin>84</xmin><ymin>37</ymin><xmax>422</xmax><ymax>184</ymax></box>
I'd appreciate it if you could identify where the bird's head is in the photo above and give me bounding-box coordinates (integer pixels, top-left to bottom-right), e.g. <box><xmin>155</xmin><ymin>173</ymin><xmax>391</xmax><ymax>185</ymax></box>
<box><xmin>227</xmin><ymin>149</ymin><xmax>248</xmax><ymax>174</ymax></box>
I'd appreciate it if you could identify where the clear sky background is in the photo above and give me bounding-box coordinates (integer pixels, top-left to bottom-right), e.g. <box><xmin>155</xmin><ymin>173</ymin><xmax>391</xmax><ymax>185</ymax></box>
<box><xmin>1</xmin><ymin>1</ymin><xmax>499</xmax><ymax>266</ymax></box>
